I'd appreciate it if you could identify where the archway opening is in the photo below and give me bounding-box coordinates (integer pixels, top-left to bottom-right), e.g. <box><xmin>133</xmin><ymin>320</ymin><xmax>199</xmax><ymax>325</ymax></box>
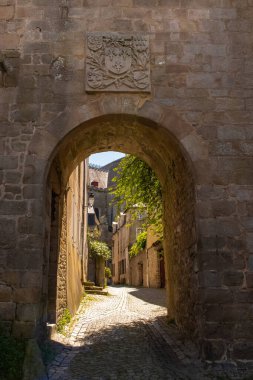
<box><xmin>44</xmin><ymin>114</ymin><xmax>198</xmax><ymax>339</ymax></box>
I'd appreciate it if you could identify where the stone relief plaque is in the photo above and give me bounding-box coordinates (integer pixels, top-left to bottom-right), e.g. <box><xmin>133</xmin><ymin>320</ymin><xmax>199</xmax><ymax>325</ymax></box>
<box><xmin>86</xmin><ymin>32</ymin><xmax>151</xmax><ymax>92</ymax></box>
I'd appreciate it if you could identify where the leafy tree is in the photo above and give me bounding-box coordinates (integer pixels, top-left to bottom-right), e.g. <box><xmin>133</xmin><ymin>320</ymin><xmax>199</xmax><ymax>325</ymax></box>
<box><xmin>110</xmin><ymin>155</ymin><xmax>163</xmax><ymax>238</ymax></box>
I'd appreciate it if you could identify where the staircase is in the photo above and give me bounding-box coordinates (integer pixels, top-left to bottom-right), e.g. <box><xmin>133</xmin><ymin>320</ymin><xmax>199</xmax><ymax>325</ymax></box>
<box><xmin>83</xmin><ymin>281</ymin><xmax>108</xmax><ymax>296</ymax></box>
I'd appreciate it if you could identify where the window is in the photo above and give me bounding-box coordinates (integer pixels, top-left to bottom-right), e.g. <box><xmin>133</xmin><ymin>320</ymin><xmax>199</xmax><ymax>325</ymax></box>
<box><xmin>119</xmin><ymin>259</ymin><xmax>126</xmax><ymax>275</ymax></box>
<box><xmin>91</xmin><ymin>180</ymin><xmax>98</xmax><ymax>187</ymax></box>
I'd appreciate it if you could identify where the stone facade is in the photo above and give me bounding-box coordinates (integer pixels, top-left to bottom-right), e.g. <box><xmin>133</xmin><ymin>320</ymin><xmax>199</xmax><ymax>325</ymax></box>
<box><xmin>129</xmin><ymin>228</ymin><xmax>165</xmax><ymax>288</ymax></box>
<box><xmin>88</xmin><ymin>161</ymin><xmax>124</xmax><ymax>286</ymax></box>
<box><xmin>0</xmin><ymin>0</ymin><xmax>252</xmax><ymax>361</ymax></box>
<box><xmin>112</xmin><ymin>214</ymin><xmax>164</xmax><ymax>289</ymax></box>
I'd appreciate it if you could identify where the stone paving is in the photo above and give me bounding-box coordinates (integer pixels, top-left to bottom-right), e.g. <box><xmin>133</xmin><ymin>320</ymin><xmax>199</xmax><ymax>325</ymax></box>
<box><xmin>46</xmin><ymin>286</ymin><xmax>253</xmax><ymax>380</ymax></box>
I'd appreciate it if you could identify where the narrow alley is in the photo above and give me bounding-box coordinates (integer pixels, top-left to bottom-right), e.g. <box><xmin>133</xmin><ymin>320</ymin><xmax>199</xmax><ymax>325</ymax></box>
<box><xmin>46</xmin><ymin>287</ymin><xmax>248</xmax><ymax>380</ymax></box>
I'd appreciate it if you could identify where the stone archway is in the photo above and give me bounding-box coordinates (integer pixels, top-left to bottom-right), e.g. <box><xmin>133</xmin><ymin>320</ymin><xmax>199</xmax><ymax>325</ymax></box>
<box><xmin>23</xmin><ymin>95</ymin><xmax>207</xmax><ymax>348</ymax></box>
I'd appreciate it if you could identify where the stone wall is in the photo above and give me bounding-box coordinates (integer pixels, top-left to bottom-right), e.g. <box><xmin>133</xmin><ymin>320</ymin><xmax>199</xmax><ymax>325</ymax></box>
<box><xmin>112</xmin><ymin>214</ymin><xmax>163</xmax><ymax>288</ymax></box>
<box><xmin>66</xmin><ymin>163</ymin><xmax>86</xmax><ymax>317</ymax></box>
<box><xmin>129</xmin><ymin>249</ymin><xmax>162</xmax><ymax>288</ymax></box>
<box><xmin>0</xmin><ymin>0</ymin><xmax>252</xmax><ymax>360</ymax></box>
<box><xmin>47</xmin><ymin>162</ymin><xmax>87</xmax><ymax>323</ymax></box>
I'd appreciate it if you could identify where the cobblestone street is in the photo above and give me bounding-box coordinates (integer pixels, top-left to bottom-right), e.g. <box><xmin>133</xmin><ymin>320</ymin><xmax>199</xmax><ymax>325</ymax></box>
<box><xmin>47</xmin><ymin>287</ymin><xmax>253</xmax><ymax>380</ymax></box>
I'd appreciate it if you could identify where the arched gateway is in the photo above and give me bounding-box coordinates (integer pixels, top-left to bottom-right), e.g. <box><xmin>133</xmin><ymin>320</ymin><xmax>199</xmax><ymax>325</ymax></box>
<box><xmin>1</xmin><ymin>2</ymin><xmax>252</xmax><ymax>363</ymax></box>
<box><xmin>12</xmin><ymin>95</ymin><xmax>215</xmax><ymax>360</ymax></box>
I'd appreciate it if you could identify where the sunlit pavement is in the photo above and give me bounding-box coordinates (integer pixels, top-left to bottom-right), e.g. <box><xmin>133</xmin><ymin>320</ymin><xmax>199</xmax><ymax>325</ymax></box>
<box><xmin>47</xmin><ymin>286</ymin><xmax>252</xmax><ymax>380</ymax></box>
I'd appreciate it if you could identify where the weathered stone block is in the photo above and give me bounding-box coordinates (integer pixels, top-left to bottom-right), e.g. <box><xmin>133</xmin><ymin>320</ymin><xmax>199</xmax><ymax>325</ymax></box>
<box><xmin>223</xmin><ymin>271</ymin><xmax>244</xmax><ymax>287</ymax></box>
<box><xmin>0</xmin><ymin>5</ymin><xmax>14</xmax><ymax>20</ymax></box>
<box><xmin>23</xmin><ymin>162</ymin><xmax>46</xmax><ymax>184</ymax></box>
<box><xmin>12</xmin><ymin>321</ymin><xmax>36</xmax><ymax>339</ymax></box>
<box><xmin>16</xmin><ymin>303</ymin><xmax>40</xmax><ymax>322</ymax></box>
<box><xmin>18</xmin><ymin>236</ymin><xmax>44</xmax><ymax>250</ymax></box>
<box><xmin>201</xmin><ymin>339</ymin><xmax>226</xmax><ymax>361</ymax></box>
<box><xmin>18</xmin><ymin>217</ymin><xmax>43</xmax><ymax>235</ymax></box>
<box><xmin>241</xmin><ymin>217</ymin><xmax>253</xmax><ymax>231</ymax></box>
<box><xmin>222</xmin><ymin>305</ymin><xmax>249</xmax><ymax>322</ymax></box>
<box><xmin>246</xmin><ymin>273</ymin><xmax>253</xmax><ymax>288</ymax></box>
<box><xmin>246</xmin><ymin>233</ymin><xmax>253</xmax><ymax>253</ymax></box>
<box><xmin>13</xmin><ymin>288</ymin><xmax>41</xmax><ymax>303</ymax></box>
<box><xmin>0</xmin><ymin>34</ymin><xmax>20</xmax><ymax>50</ymax></box>
<box><xmin>200</xmin><ymin>288</ymin><xmax>233</xmax><ymax>304</ymax></box>
<box><xmin>0</xmin><ymin>218</ymin><xmax>16</xmax><ymax>248</ymax></box>
<box><xmin>4</xmin><ymin>185</ymin><xmax>21</xmax><ymax>196</ymax></box>
<box><xmin>199</xmin><ymin>270</ymin><xmax>222</xmax><ymax>288</ymax></box>
<box><xmin>21</xmin><ymin>271</ymin><xmax>42</xmax><ymax>288</ymax></box>
<box><xmin>11</xmin><ymin>104</ymin><xmax>40</xmax><ymax>122</ymax></box>
<box><xmin>6</xmin><ymin>250</ymin><xmax>29</xmax><ymax>270</ymax></box>
<box><xmin>210</xmin><ymin>8</ymin><xmax>237</xmax><ymax>20</ymax></box>
<box><xmin>235</xmin><ymin>290</ymin><xmax>253</xmax><ymax>303</ymax></box>
<box><xmin>0</xmin><ymin>302</ymin><xmax>15</xmax><ymax>320</ymax></box>
<box><xmin>0</xmin><ymin>156</ymin><xmax>18</xmax><ymax>170</ymax></box>
<box><xmin>23</xmin><ymin>185</ymin><xmax>43</xmax><ymax>199</ymax></box>
<box><xmin>0</xmin><ymin>284</ymin><xmax>12</xmax><ymax>302</ymax></box>
<box><xmin>235</xmin><ymin>322</ymin><xmax>253</xmax><ymax>339</ymax></box>
<box><xmin>1</xmin><ymin>271</ymin><xmax>22</xmax><ymax>287</ymax></box>
<box><xmin>0</xmin><ymin>200</ymin><xmax>27</xmax><ymax>215</ymax></box>
<box><xmin>204</xmin><ymin>322</ymin><xmax>234</xmax><ymax>340</ymax></box>
<box><xmin>248</xmin><ymin>255</ymin><xmax>253</xmax><ymax>271</ymax></box>
<box><xmin>211</xmin><ymin>200</ymin><xmax>236</xmax><ymax>217</ymax></box>
<box><xmin>232</xmin><ymin>342</ymin><xmax>253</xmax><ymax>360</ymax></box>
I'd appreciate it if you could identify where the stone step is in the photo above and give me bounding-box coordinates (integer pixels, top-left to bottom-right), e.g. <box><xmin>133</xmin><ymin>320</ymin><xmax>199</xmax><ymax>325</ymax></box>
<box><xmin>83</xmin><ymin>281</ymin><xmax>95</xmax><ymax>287</ymax></box>
<box><xmin>84</xmin><ymin>285</ymin><xmax>103</xmax><ymax>291</ymax></box>
<box><xmin>85</xmin><ymin>289</ymin><xmax>108</xmax><ymax>296</ymax></box>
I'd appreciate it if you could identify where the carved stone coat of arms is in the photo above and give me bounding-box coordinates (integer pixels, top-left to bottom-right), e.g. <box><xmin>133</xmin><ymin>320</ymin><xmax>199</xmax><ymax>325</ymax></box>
<box><xmin>86</xmin><ymin>32</ymin><xmax>151</xmax><ymax>92</ymax></box>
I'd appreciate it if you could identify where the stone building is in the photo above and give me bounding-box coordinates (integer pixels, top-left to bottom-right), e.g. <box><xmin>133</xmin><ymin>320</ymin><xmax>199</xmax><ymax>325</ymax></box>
<box><xmin>47</xmin><ymin>160</ymin><xmax>89</xmax><ymax>323</ymax></box>
<box><xmin>112</xmin><ymin>211</ymin><xmax>164</xmax><ymax>288</ymax></box>
<box><xmin>88</xmin><ymin>166</ymin><xmax>110</xmax><ymax>245</ymax></box>
<box><xmin>0</xmin><ymin>1</ymin><xmax>253</xmax><ymax>361</ymax></box>
<box><xmin>88</xmin><ymin>159</ymin><xmax>123</xmax><ymax>246</ymax></box>
<box><xmin>87</xmin><ymin>160</ymin><xmax>123</xmax><ymax>285</ymax></box>
<box><xmin>129</xmin><ymin>227</ymin><xmax>165</xmax><ymax>289</ymax></box>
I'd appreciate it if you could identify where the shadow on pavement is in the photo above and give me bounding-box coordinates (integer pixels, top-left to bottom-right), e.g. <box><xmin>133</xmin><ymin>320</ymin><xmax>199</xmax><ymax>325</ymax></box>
<box><xmin>44</xmin><ymin>314</ymin><xmax>253</xmax><ymax>380</ymax></box>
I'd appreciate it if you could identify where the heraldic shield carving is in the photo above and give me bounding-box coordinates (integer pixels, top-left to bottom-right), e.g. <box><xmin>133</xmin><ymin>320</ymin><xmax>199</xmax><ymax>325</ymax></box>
<box><xmin>86</xmin><ymin>32</ymin><xmax>151</xmax><ymax>92</ymax></box>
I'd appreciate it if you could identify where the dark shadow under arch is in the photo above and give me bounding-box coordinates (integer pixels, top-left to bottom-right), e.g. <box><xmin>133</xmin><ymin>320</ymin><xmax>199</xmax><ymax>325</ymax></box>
<box><xmin>44</xmin><ymin>113</ymin><xmax>199</xmax><ymax>339</ymax></box>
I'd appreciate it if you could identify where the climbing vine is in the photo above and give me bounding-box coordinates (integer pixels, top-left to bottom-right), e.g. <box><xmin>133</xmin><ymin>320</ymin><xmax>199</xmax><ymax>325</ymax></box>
<box><xmin>129</xmin><ymin>231</ymin><xmax>147</xmax><ymax>258</ymax></box>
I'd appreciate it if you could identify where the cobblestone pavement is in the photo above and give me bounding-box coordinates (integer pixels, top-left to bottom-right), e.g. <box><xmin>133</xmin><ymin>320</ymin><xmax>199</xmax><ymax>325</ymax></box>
<box><xmin>47</xmin><ymin>286</ymin><xmax>253</xmax><ymax>380</ymax></box>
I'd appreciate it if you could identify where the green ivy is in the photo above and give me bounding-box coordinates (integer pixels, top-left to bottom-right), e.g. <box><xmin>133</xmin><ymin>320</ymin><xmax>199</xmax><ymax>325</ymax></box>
<box><xmin>105</xmin><ymin>266</ymin><xmax>112</xmax><ymax>278</ymax></box>
<box><xmin>129</xmin><ymin>231</ymin><xmax>147</xmax><ymax>258</ymax></box>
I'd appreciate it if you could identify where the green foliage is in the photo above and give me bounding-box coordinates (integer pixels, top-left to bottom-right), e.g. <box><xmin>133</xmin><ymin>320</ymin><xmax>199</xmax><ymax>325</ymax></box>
<box><xmin>105</xmin><ymin>266</ymin><xmax>112</xmax><ymax>279</ymax></box>
<box><xmin>110</xmin><ymin>155</ymin><xmax>163</xmax><ymax>238</ymax></box>
<box><xmin>88</xmin><ymin>229</ymin><xmax>100</xmax><ymax>240</ymax></box>
<box><xmin>129</xmin><ymin>231</ymin><xmax>147</xmax><ymax>258</ymax></box>
<box><xmin>0</xmin><ymin>331</ymin><xmax>25</xmax><ymax>380</ymax></box>
<box><xmin>56</xmin><ymin>308</ymin><xmax>72</xmax><ymax>334</ymax></box>
<box><xmin>88</xmin><ymin>238</ymin><xmax>111</xmax><ymax>260</ymax></box>
<box><xmin>89</xmin><ymin>163</ymin><xmax>102</xmax><ymax>169</ymax></box>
